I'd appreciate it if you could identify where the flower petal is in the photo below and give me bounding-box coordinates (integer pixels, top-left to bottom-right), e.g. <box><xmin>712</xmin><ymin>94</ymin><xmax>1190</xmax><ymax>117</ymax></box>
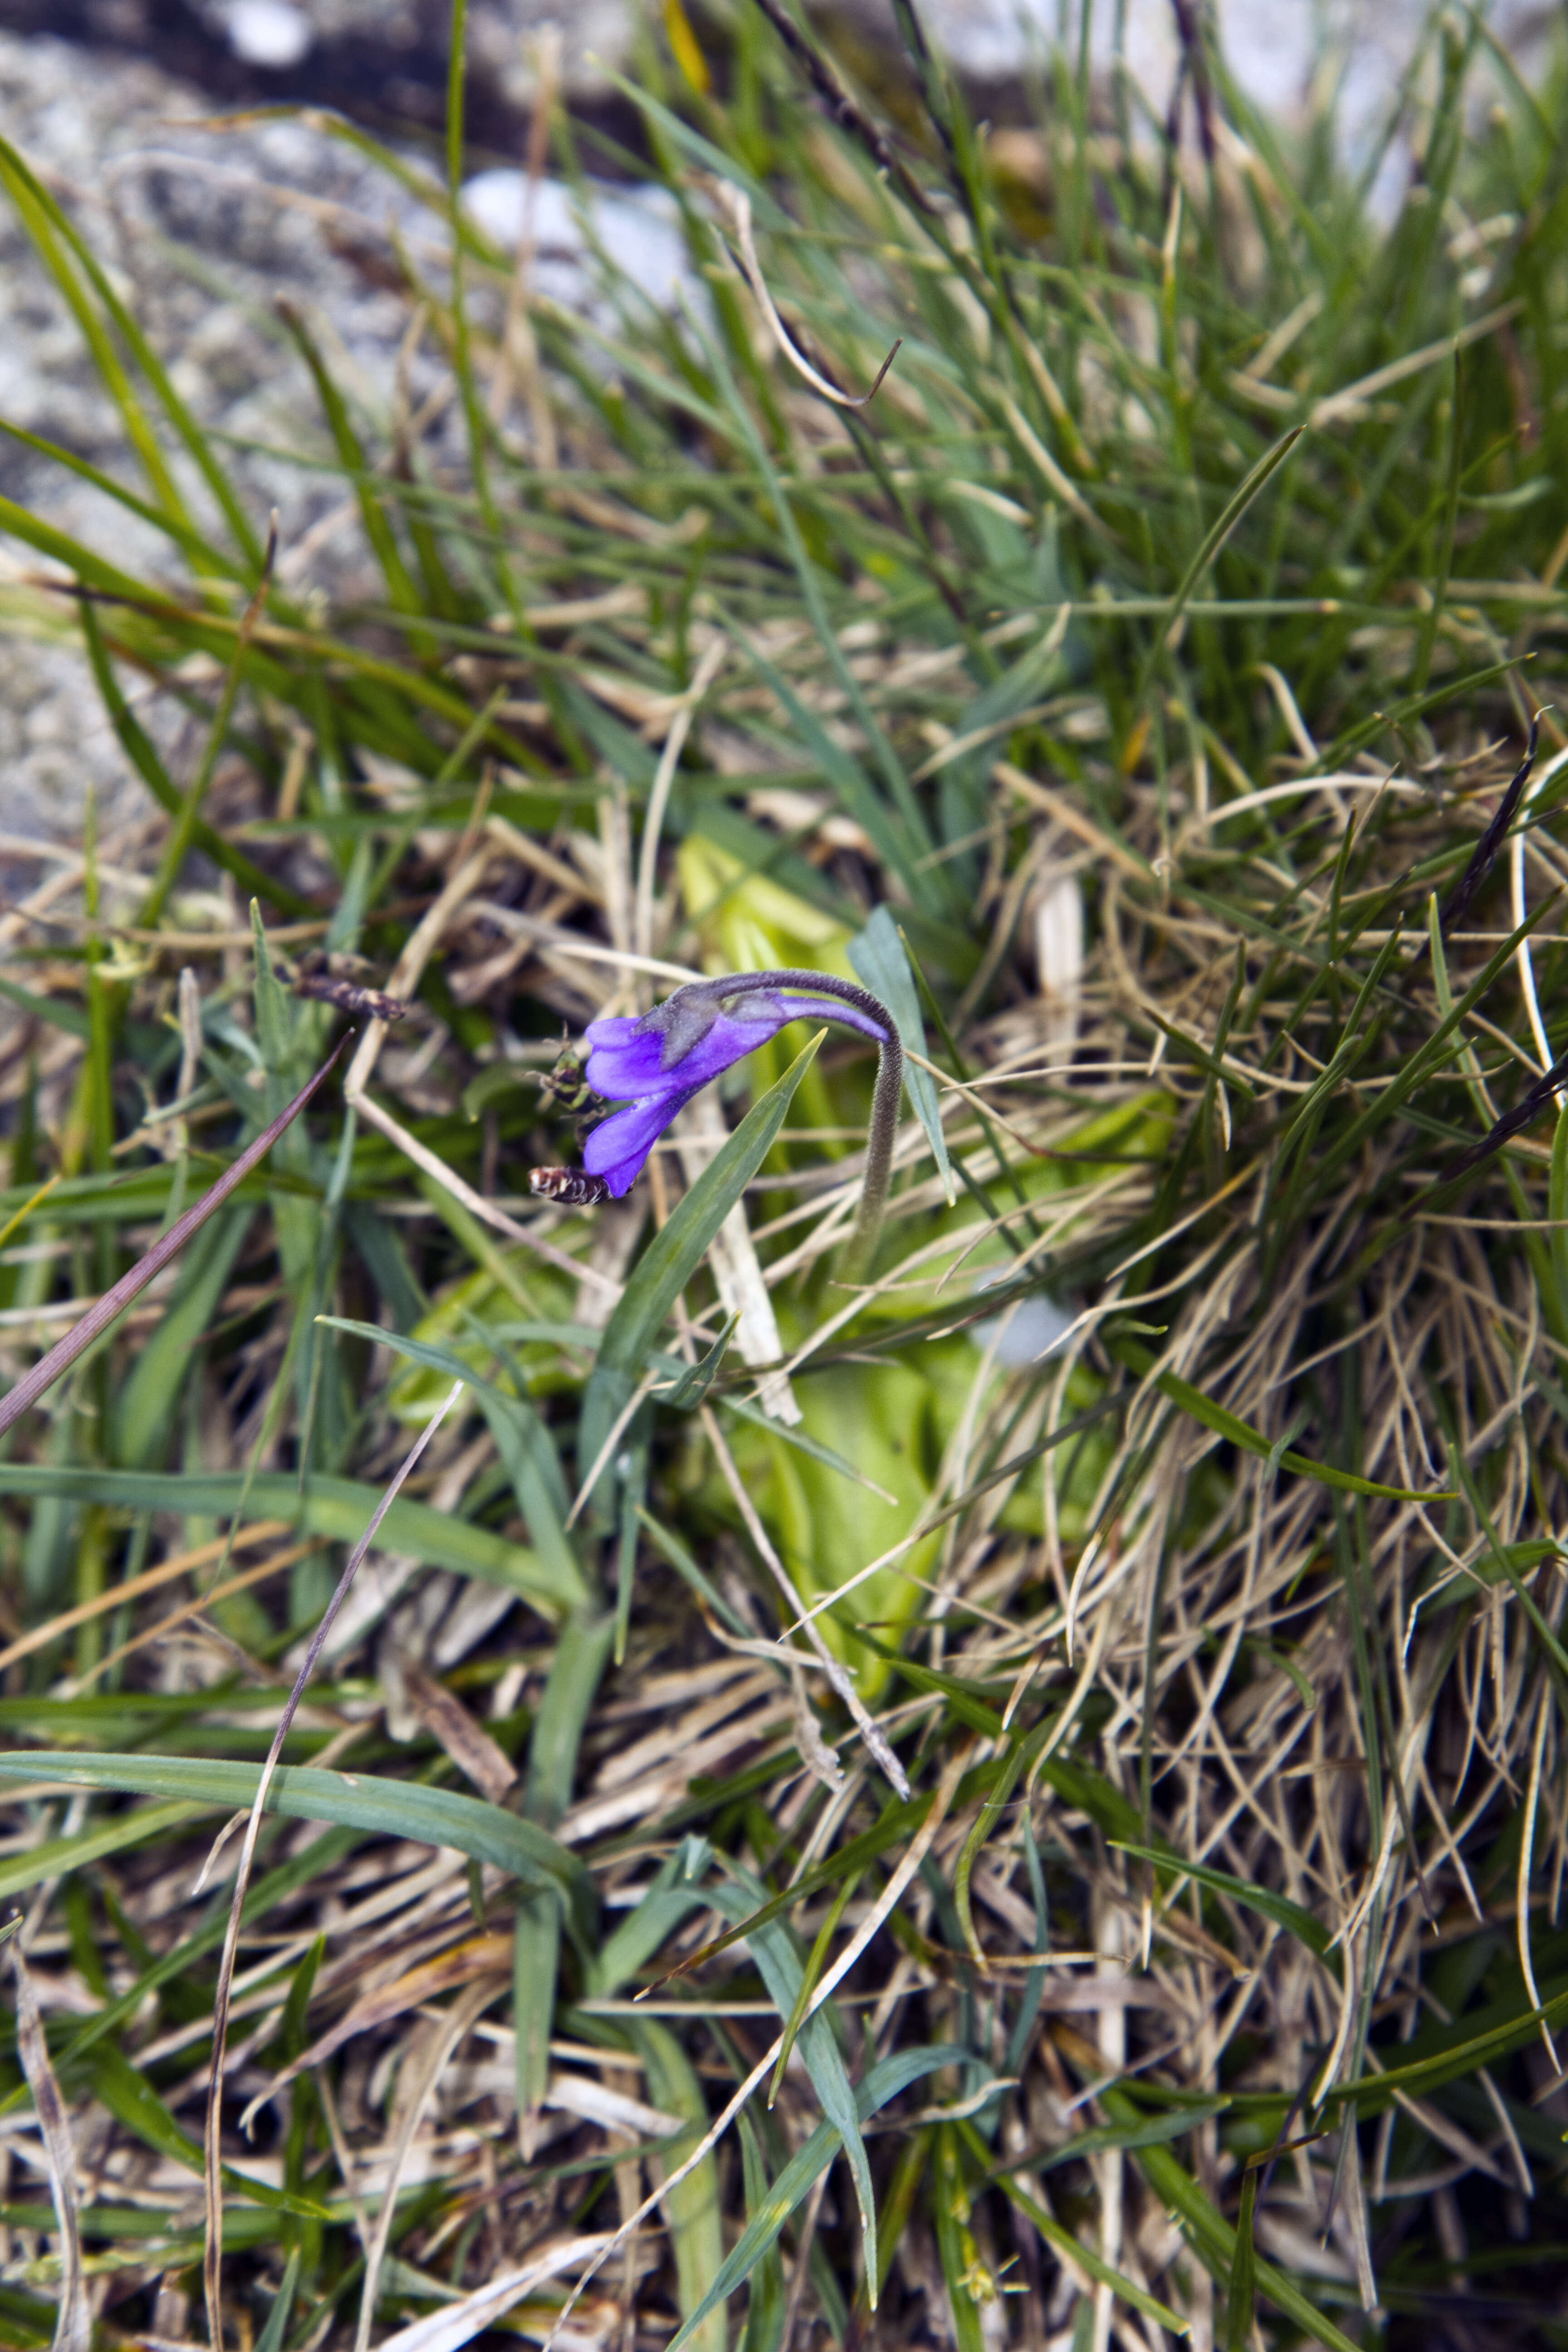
<box><xmin>567</xmin><ymin>975</ymin><xmax>894</xmax><ymax>1201</ymax></box>
<box><xmin>584</xmin><ymin>1008</ymin><xmax>763</xmax><ymax>1101</ymax></box>
<box><xmin>582</xmin><ymin>1093</ymin><xmax>691</xmax><ymax>1197</ymax></box>
<box><xmin>583</xmin><ymin>985</ymin><xmax>887</xmax><ymax>1109</ymax></box>
<box><xmin>582</xmin><ymin>1017</ymin><xmax>676</xmax><ymax>1102</ymax></box>
<box><xmin>753</xmin><ymin>993</ymin><xmax>888</xmax><ymax>1049</ymax></box>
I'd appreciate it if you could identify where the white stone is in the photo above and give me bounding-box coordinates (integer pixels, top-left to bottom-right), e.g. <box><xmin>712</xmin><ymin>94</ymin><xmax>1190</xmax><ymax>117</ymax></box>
<box><xmin>972</xmin><ymin>1280</ymin><xmax>1077</xmax><ymax>1367</ymax></box>
<box><xmin>223</xmin><ymin>0</ymin><xmax>314</xmax><ymax>68</ymax></box>
<box><xmin>461</xmin><ymin>168</ymin><xmax>696</xmax><ymax>314</ymax></box>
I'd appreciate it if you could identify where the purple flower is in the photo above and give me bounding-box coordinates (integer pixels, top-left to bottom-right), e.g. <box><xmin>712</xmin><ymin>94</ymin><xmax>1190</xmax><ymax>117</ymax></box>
<box><xmin>549</xmin><ymin>972</ymin><xmax>895</xmax><ymax>1200</ymax></box>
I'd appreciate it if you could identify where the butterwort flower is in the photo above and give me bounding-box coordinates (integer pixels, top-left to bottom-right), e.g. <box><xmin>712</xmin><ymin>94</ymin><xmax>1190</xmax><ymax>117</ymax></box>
<box><xmin>529</xmin><ymin>969</ymin><xmax>902</xmax><ymax>1268</ymax></box>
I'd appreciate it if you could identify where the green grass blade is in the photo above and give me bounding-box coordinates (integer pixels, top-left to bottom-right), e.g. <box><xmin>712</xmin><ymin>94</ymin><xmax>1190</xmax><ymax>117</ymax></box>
<box><xmin>665</xmin><ymin>2045</ymin><xmax>965</xmax><ymax>2352</ymax></box>
<box><xmin>577</xmin><ymin>1032</ymin><xmax>823</xmax><ymax>1514</ymax></box>
<box><xmin>932</xmin><ymin>2126</ymin><xmax>986</xmax><ymax>2352</ymax></box>
<box><xmin>1134</xmin><ymin>426</ymin><xmax>1304</xmax><ymax>714</ymax></box>
<box><xmin>959</xmin><ymin>2119</ymin><xmax>1191</xmax><ymax>2334</ymax></box>
<box><xmin>1090</xmin><ymin>2090</ymin><xmax>1359</xmax><ymax>2352</ymax></box>
<box><xmin>632</xmin><ymin>2021</ymin><xmax>728</xmax><ymax>2352</ymax></box>
<box><xmin>0</xmin><ymin>1754</ymin><xmax>594</xmax><ymax>1941</ymax></box>
<box><xmin>1113</xmin><ymin>1340</ymin><xmax>1451</xmax><ymax>1501</ymax></box>
<box><xmin>88</xmin><ymin>2043</ymin><xmax>329</xmax><ymax>2219</ymax></box>
<box><xmin>317</xmin><ymin>1317</ymin><xmax>589</xmax><ymax>1605</ymax></box>
<box><xmin>0</xmin><ymin>1041</ymin><xmax>348</xmax><ymax>1443</ymax></box>
<box><xmin>512</xmin><ymin>1889</ymin><xmax>560</xmax><ymax>2147</ymax></box>
<box><xmin>0</xmin><ymin>135</ymin><xmax>261</xmax><ymax>561</ymax></box>
<box><xmin>78</xmin><ymin>601</ymin><xmax>314</xmax><ymax>916</ymax></box>
<box><xmin>0</xmin><ymin>1797</ymin><xmax>208</xmax><ymax>1903</ymax></box>
<box><xmin>708</xmin><ymin>1870</ymin><xmax>876</xmax><ymax>2285</ymax></box>
<box><xmin>1112</xmin><ymin>1842</ymin><xmax>1340</xmax><ymax>1978</ymax></box>
<box><xmin>1225</xmin><ymin>2161</ymin><xmax>1259</xmax><ymax>2352</ymax></box>
<box><xmin>255</xmin><ymin>2246</ymin><xmax>303</xmax><ymax>2352</ymax></box>
<box><xmin>0</xmin><ymin>1467</ymin><xmax>576</xmax><ymax>1615</ymax></box>
<box><xmin>590</xmin><ymin>1838</ymin><xmax>713</xmax><ymax>1997</ymax></box>
<box><xmin>848</xmin><ymin>907</ymin><xmax>953</xmax><ymax>1200</ymax></box>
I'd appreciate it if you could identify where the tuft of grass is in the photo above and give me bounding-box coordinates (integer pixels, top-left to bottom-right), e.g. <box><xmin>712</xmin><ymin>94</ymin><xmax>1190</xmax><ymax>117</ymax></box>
<box><xmin>0</xmin><ymin>3</ymin><xmax>1567</xmax><ymax>2346</ymax></box>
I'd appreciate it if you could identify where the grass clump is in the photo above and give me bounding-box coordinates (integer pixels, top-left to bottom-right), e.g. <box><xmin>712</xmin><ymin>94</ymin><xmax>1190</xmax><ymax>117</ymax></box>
<box><xmin>1</xmin><ymin>3</ymin><xmax>1568</xmax><ymax>2346</ymax></box>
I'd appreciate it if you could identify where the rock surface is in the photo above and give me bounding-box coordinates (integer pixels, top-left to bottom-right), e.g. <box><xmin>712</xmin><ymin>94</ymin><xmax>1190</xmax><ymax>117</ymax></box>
<box><xmin>0</xmin><ymin>29</ymin><xmax>458</xmax><ymax>847</ymax></box>
<box><xmin>0</xmin><ymin>0</ymin><xmax>1553</xmax><ymax>849</ymax></box>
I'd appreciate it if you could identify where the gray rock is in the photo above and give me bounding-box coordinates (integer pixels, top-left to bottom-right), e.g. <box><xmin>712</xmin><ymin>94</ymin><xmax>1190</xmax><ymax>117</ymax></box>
<box><xmin>0</xmin><ymin>0</ymin><xmax>1551</xmax><ymax>855</ymax></box>
<box><xmin>0</xmin><ymin>30</ymin><xmax>469</xmax><ymax>842</ymax></box>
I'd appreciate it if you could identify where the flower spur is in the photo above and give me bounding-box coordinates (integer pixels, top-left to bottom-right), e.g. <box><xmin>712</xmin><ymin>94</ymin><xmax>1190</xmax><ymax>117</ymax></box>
<box><xmin>528</xmin><ymin>969</ymin><xmax>902</xmax><ymax>1271</ymax></box>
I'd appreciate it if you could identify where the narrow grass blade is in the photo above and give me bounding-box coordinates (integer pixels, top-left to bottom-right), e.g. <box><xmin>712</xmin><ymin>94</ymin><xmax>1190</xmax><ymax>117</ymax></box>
<box><xmin>10</xmin><ymin>1944</ymin><xmax>88</xmax><ymax>2352</ymax></box>
<box><xmin>1113</xmin><ymin>1341</ymin><xmax>1450</xmax><ymax>1501</ymax></box>
<box><xmin>1090</xmin><ymin>2089</ymin><xmax>1359</xmax><ymax>2352</ymax></box>
<box><xmin>1413</xmin><ymin>350</ymin><xmax>1464</xmax><ymax>695</ymax></box>
<box><xmin>116</xmin><ymin>1209</ymin><xmax>250</xmax><ymax>1468</ymax></box>
<box><xmin>633</xmin><ymin>2020</ymin><xmax>728</xmax><ymax>2352</ymax></box>
<box><xmin>738</xmin><ymin>2116</ymin><xmax>787</xmax><ymax>2352</ymax></box>
<box><xmin>961</xmin><ymin>2121</ymin><xmax>1190</xmax><ymax>2335</ymax></box>
<box><xmin>0</xmin><ymin>978</ymin><xmax>91</xmax><ymax>1041</ymax></box>
<box><xmin>1225</xmin><ymin>2161</ymin><xmax>1259</xmax><ymax>2352</ymax></box>
<box><xmin>954</xmin><ymin>1715</ymin><xmax>1058</xmax><ymax>1962</ymax></box>
<box><xmin>513</xmin><ymin>1889</ymin><xmax>560</xmax><ymax>2157</ymax></box>
<box><xmin>255</xmin><ymin>2246</ymin><xmax>303</xmax><ymax>2352</ymax></box>
<box><xmin>932</xmin><ymin>2126</ymin><xmax>985</xmax><ymax>2352</ymax></box>
<box><xmin>1320</xmin><ymin>1979</ymin><xmax>1568</xmax><ymax>2114</ymax></box>
<box><xmin>769</xmin><ymin>1870</ymin><xmax>861</xmax><ymax>2102</ymax></box>
<box><xmin>0</xmin><ymin>1797</ymin><xmax>209</xmax><ymax>1904</ymax></box>
<box><xmin>317</xmin><ymin>1316</ymin><xmax>590</xmax><ymax>1605</ymax></box>
<box><xmin>657</xmin><ymin>1312</ymin><xmax>740</xmax><ymax>1409</ymax></box>
<box><xmin>0</xmin><ymin>133</ymin><xmax>260</xmax><ymax>560</ymax></box>
<box><xmin>652</xmin><ymin>1786</ymin><xmax>940</xmax><ymax>1983</ymax></box>
<box><xmin>0</xmin><ymin>1467</ymin><xmax>573</xmax><ymax>1613</ymax></box>
<box><xmin>849</xmin><ymin>906</ymin><xmax>953</xmax><ymax>1200</ymax></box>
<box><xmin>1441</xmin><ymin>709</ymin><xmax>1540</xmax><ymax>935</ymax></box>
<box><xmin>1111</xmin><ymin>1843</ymin><xmax>1339</xmax><ymax>1976</ymax></box>
<box><xmin>278</xmin><ymin>303</ymin><xmax>427</xmax><ymax>632</ymax></box>
<box><xmin>590</xmin><ymin>1838</ymin><xmax>713</xmax><ymax>1997</ymax></box>
<box><xmin>89</xmin><ymin>2043</ymin><xmax>327</xmax><ymax>2220</ymax></box>
<box><xmin>0</xmin><ymin>1754</ymin><xmax>593</xmax><ymax>1930</ymax></box>
<box><xmin>987</xmin><ymin>2101</ymin><xmax>1231</xmax><ymax>2180</ymax></box>
<box><xmin>524</xmin><ymin>1612</ymin><xmax>614</xmax><ymax>1830</ymax></box>
<box><xmin>665</xmin><ymin>2046</ymin><xmax>965</xmax><ymax>2352</ymax></box>
<box><xmin>708</xmin><ymin>1869</ymin><xmax>876</xmax><ymax>2282</ymax></box>
<box><xmin>0</xmin><ymin>1037</ymin><xmax>349</xmax><ymax>1442</ymax></box>
<box><xmin>203</xmin><ymin>1380</ymin><xmax>469</xmax><ymax>2346</ymax></box>
<box><xmin>577</xmin><ymin>1033</ymin><xmax>822</xmax><ymax>1516</ymax></box>
<box><xmin>89</xmin><ymin>603</ymin><xmax>309</xmax><ymax>910</ymax></box>
<box><xmin>1134</xmin><ymin>426</ymin><xmax>1304</xmax><ymax>712</ymax></box>
<box><xmin>140</xmin><ymin>523</ymin><xmax>280</xmax><ymax>930</ymax></box>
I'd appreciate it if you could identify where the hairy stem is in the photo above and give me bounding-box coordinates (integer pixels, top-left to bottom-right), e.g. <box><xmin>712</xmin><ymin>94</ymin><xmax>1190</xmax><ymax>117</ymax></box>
<box><xmin>710</xmin><ymin>969</ymin><xmax>902</xmax><ymax>1278</ymax></box>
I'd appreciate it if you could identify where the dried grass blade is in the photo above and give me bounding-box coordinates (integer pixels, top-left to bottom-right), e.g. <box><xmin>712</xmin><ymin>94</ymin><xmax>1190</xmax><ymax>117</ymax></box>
<box><xmin>240</xmin><ymin>1931</ymin><xmax>511</xmax><ymax>2129</ymax></box>
<box><xmin>202</xmin><ymin>1376</ymin><xmax>467</xmax><ymax>2351</ymax></box>
<box><xmin>356</xmin><ymin>1976</ymin><xmax>500</xmax><ymax>2352</ymax></box>
<box><xmin>11</xmin><ymin>1940</ymin><xmax>89</xmax><ymax>2352</ymax></box>
<box><xmin>0</xmin><ymin>1034</ymin><xmax>350</xmax><ymax>1442</ymax></box>
<box><xmin>372</xmin><ymin>2234</ymin><xmax>616</xmax><ymax>2352</ymax></box>
<box><xmin>0</xmin><ymin>1518</ymin><xmax>293</xmax><ymax>1674</ymax></box>
<box><xmin>716</xmin><ymin>183</ymin><xmax>901</xmax><ymax>408</ymax></box>
<box><xmin>551</xmin><ymin>1745</ymin><xmax>967</xmax><ymax>2346</ymax></box>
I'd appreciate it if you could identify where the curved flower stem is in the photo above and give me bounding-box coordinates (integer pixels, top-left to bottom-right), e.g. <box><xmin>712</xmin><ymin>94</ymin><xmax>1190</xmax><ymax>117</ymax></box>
<box><xmin>853</xmin><ymin>1015</ymin><xmax>904</xmax><ymax>1276</ymax></box>
<box><xmin>709</xmin><ymin>969</ymin><xmax>902</xmax><ymax>1278</ymax></box>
